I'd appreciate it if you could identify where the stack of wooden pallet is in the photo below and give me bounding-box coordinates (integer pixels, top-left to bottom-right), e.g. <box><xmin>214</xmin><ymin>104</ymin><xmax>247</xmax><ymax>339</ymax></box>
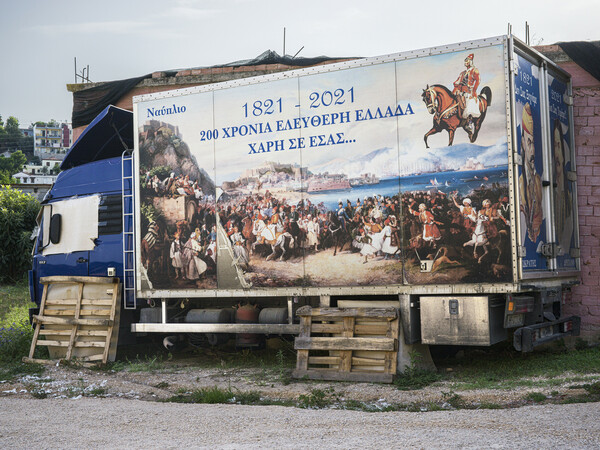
<box><xmin>24</xmin><ymin>276</ymin><xmax>121</xmax><ymax>366</ymax></box>
<box><xmin>293</xmin><ymin>306</ymin><xmax>399</xmax><ymax>383</ymax></box>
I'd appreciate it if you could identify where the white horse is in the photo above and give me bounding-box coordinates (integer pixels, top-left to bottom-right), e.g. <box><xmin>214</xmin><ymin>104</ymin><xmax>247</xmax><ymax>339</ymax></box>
<box><xmin>463</xmin><ymin>213</ymin><xmax>489</xmax><ymax>263</ymax></box>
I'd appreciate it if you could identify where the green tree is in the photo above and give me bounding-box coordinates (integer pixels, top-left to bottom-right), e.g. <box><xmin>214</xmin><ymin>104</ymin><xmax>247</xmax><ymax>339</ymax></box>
<box><xmin>0</xmin><ymin>116</ymin><xmax>33</xmax><ymax>154</ymax></box>
<box><xmin>0</xmin><ymin>150</ymin><xmax>27</xmax><ymax>174</ymax></box>
<box><xmin>5</xmin><ymin>117</ymin><xmax>21</xmax><ymax>138</ymax></box>
<box><xmin>0</xmin><ymin>186</ymin><xmax>40</xmax><ymax>282</ymax></box>
<box><xmin>0</xmin><ymin>171</ymin><xmax>15</xmax><ymax>185</ymax></box>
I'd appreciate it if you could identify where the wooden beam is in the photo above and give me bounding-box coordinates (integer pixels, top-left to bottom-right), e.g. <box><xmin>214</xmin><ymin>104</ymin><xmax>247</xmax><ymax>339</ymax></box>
<box><xmin>310</xmin><ymin>323</ymin><xmax>343</xmax><ymax>334</ymax></box>
<box><xmin>292</xmin><ymin>369</ymin><xmax>394</xmax><ymax>383</ymax></box>
<box><xmin>45</xmin><ymin>299</ymin><xmax>114</xmax><ymax>306</ymax></box>
<box><xmin>40</xmin><ymin>276</ymin><xmax>119</xmax><ymax>284</ymax></box>
<box><xmin>307</xmin><ymin>356</ymin><xmax>340</xmax><ymax>365</ymax></box>
<box><xmin>33</xmin><ymin>315</ymin><xmax>112</xmax><ymax>326</ymax></box>
<box><xmin>35</xmin><ymin>340</ymin><xmax>106</xmax><ymax>348</ymax></box>
<box><xmin>295</xmin><ymin>337</ymin><xmax>396</xmax><ymax>352</ymax></box>
<box><xmin>296</xmin><ymin>306</ymin><xmax>397</xmax><ymax>319</ymax></box>
<box><xmin>39</xmin><ymin>329</ymin><xmax>108</xmax><ymax>337</ymax></box>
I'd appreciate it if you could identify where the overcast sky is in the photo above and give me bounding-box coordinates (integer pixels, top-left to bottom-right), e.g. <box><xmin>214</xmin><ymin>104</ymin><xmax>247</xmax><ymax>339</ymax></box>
<box><xmin>1</xmin><ymin>0</ymin><xmax>599</xmax><ymax>128</ymax></box>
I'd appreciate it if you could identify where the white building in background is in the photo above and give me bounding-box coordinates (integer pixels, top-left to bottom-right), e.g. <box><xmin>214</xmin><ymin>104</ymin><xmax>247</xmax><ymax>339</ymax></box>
<box><xmin>23</xmin><ymin>156</ymin><xmax>62</xmax><ymax>175</ymax></box>
<box><xmin>33</xmin><ymin>123</ymin><xmax>72</xmax><ymax>159</ymax></box>
<box><xmin>12</xmin><ymin>171</ymin><xmax>57</xmax><ymax>185</ymax></box>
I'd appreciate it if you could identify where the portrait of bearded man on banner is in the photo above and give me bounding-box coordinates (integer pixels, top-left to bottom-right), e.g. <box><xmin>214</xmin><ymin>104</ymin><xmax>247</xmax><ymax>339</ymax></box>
<box><xmin>518</xmin><ymin>102</ymin><xmax>544</xmax><ymax>243</ymax></box>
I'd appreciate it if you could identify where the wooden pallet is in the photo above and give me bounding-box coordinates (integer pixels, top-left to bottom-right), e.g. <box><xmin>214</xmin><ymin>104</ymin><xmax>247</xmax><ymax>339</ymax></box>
<box><xmin>293</xmin><ymin>306</ymin><xmax>399</xmax><ymax>383</ymax></box>
<box><xmin>24</xmin><ymin>276</ymin><xmax>121</xmax><ymax>366</ymax></box>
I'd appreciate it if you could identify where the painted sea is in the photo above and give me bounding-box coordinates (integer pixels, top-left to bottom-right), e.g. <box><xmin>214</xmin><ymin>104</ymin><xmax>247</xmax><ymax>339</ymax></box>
<box><xmin>305</xmin><ymin>166</ymin><xmax>509</xmax><ymax>210</ymax></box>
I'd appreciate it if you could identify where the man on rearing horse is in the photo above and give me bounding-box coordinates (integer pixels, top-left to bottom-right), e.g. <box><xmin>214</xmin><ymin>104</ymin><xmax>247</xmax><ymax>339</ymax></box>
<box><xmin>452</xmin><ymin>53</ymin><xmax>481</xmax><ymax>128</ymax></box>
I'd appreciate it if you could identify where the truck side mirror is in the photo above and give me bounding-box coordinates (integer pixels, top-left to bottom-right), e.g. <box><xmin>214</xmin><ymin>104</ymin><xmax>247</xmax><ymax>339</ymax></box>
<box><xmin>49</xmin><ymin>214</ymin><xmax>61</xmax><ymax>244</ymax></box>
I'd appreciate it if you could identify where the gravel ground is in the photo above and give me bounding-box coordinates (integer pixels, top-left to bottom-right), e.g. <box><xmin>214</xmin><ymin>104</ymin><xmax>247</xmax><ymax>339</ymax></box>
<box><xmin>1</xmin><ymin>358</ymin><xmax>600</xmax><ymax>448</ymax></box>
<box><xmin>1</xmin><ymin>397</ymin><xmax>599</xmax><ymax>448</ymax></box>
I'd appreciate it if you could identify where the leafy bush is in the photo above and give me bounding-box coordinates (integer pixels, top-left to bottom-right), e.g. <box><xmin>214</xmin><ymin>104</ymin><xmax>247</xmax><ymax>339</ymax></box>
<box><xmin>0</xmin><ymin>186</ymin><xmax>40</xmax><ymax>282</ymax></box>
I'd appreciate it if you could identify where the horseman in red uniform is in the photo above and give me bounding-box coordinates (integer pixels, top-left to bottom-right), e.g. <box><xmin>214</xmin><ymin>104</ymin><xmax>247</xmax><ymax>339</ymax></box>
<box><xmin>453</xmin><ymin>53</ymin><xmax>481</xmax><ymax>128</ymax></box>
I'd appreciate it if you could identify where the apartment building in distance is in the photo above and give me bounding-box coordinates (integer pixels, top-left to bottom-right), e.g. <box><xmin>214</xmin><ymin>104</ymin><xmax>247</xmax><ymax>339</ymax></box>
<box><xmin>33</xmin><ymin>122</ymin><xmax>72</xmax><ymax>159</ymax></box>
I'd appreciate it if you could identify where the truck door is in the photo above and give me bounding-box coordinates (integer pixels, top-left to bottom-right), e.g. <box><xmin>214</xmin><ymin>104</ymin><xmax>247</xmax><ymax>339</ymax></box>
<box><xmin>512</xmin><ymin>50</ymin><xmax>551</xmax><ymax>274</ymax></box>
<box><xmin>35</xmin><ymin>196</ymin><xmax>101</xmax><ymax>279</ymax></box>
<box><xmin>88</xmin><ymin>194</ymin><xmax>123</xmax><ymax>277</ymax></box>
<box><xmin>546</xmin><ymin>69</ymin><xmax>580</xmax><ymax>273</ymax></box>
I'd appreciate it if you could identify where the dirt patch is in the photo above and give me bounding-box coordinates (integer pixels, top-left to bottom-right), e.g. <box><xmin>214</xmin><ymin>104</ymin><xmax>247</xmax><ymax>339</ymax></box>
<box><xmin>2</xmin><ymin>354</ymin><xmax>598</xmax><ymax>410</ymax></box>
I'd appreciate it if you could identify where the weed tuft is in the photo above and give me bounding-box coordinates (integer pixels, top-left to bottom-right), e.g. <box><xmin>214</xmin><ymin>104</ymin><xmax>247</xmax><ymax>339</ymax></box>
<box><xmin>87</xmin><ymin>387</ymin><xmax>106</xmax><ymax>396</ymax></box>
<box><xmin>584</xmin><ymin>381</ymin><xmax>600</xmax><ymax>396</ymax></box>
<box><xmin>441</xmin><ymin>390</ymin><xmax>466</xmax><ymax>409</ymax></box>
<box><xmin>525</xmin><ymin>392</ymin><xmax>547</xmax><ymax>403</ymax></box>
<box><xmin>28</xmin><ymin>386</ymin><xmax>48</xmax><ymax>399</ymax></box>
<box><xmin>298</xmin><ymin>388</ymin><xmax>338</xmax><ymax>409</ymax></box>
<box><xmin>163</xmin><ymin>386</ymin><xmax>287</xmax><ymax>406</ymax></box>
<box><xmin>395</xmin><ymin>351</ymin><xmax>441</xmax><ymax>390</ymax></box>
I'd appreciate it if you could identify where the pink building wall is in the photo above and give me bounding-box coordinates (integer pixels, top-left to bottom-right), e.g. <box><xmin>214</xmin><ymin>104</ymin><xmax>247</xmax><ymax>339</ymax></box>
<box><xmin>538</xmin><ymin>45</ymin><xmax>600</xmax><ymax>340</ymax></box>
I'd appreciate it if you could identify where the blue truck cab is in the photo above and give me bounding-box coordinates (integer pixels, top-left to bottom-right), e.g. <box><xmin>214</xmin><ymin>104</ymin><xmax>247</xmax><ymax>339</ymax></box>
<box><xmin>29</xmin><ymin>106</ymin><xmax>135</xmax><ymax>331</ymax></box>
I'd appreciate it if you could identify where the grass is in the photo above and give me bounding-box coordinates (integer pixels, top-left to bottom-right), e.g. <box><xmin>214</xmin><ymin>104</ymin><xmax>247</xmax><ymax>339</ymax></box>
<box><xmin>0</xmin><ymin>361</ymin><xmax>44</xmax><ymax>381</ymax></box>
<box><xmin>524</xmin><ymin>392</ymin><xmax>547</xmax><ymax>403</ymax></box>
<box><xmin>394</xmin><ymin>350</ymin><xmax>442</xmax><ymax>390</ymax></box>
<box><xmin>0</xmin><ymin>280</ymin><xmax>46</xmax><ymax>381</ymax></box>
<box><xmin>436</xmin><ymin>343</ymin><xmax>600</xmax><ymax>391</ymax></box>
<box><xmin>0</xmin><ymin>280</ymin><xmax>31</xmax><ymax>328</ymax></box>
<box><xmin>165</xmin><ymin>386</ymin><xmax>293</xmax><ymax>407</ymax></box>
<box><xmin>0</xmin><ymin>280</ymin><xmax>35</xmax><ymax>364</ymax></box>
<box><xmin>298</xmin><ymin>388</ymin><xmax>338</xmax><ymax>409</ymax></box>
<box><xmin>0</xmin><ymin>280</ymin><xmax>48</xmax><ymax>377</ymax></box>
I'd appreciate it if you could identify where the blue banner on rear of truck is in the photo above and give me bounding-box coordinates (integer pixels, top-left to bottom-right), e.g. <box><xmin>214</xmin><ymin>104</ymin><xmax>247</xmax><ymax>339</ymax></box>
<box><xmin>547</xmin><ymin>72</ymin><xmax>578</xmax><ymax>271</ymax></box>
<box><xmin>514</xmin><ymin>53</ymin><xmax>548</xmax><ymax>272</ymax></box>
<box><xmin>135</xmin><ymin>43</ymin><xmax>512</xmax><ymax>292</ymax></box>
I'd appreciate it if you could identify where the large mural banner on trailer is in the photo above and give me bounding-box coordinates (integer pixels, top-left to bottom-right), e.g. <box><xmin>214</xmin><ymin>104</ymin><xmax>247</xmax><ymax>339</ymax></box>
<box><xmin>136</xmin><ymin>43</ymin><xmax>512</xmax><ymax>291</ymax></box>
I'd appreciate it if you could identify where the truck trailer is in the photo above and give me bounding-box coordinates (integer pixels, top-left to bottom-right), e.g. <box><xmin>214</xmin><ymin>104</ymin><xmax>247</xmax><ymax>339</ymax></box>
<box><xmin>29</xmin><ymin>35</ymin><xmax>581</xmax><ymax>365</ymax></box>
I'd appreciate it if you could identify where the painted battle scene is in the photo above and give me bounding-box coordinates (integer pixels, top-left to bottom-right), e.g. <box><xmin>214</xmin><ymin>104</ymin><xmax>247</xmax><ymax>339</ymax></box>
<box><xmin>138</xmin><ymin>120</ymin><xmax>218</xmax><ymax>290</ymax></box>
<box><xmin>218</xmin><ymin>184</ymin><xmax>405</xmax><ymax>288</ymax></box>
<box><xmin>401</xmin><ymin>181</ymin><xmax>512</xmax><ymax>284</ymax></box>
<box><xmin>217</xmin><ymin>163</ymin><xmax>512</xmax><ymax>288</ymax></box>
